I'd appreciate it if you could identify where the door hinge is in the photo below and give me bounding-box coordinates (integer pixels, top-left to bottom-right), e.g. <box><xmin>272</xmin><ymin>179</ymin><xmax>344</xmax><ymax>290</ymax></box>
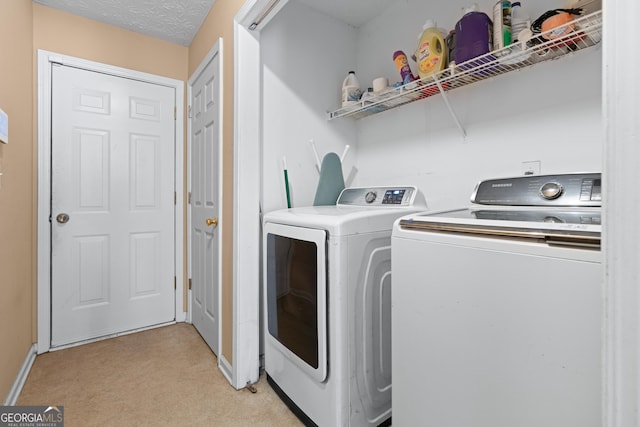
<box><xmin>174</xmin><ymin>106</ymin><xmax>177</xmax><ymax>120</ymax></box>
<box><xmin>174</xmin><ymin>276</ymin><xmax>177</xmax><ymax>290</ymax></box>
<box><xmin>188</xmin><ymin>192</ymin><xmax>191</xmax><ymax>205</ymax></box>
<box><xmin>188</xmin><ymin>278</ymin><xmax>192</xmax><ymax>290</ymax></box>
<box><xmin>174</xmin><ymin>192</ymin><xmax>177</xmax><ymax>205</ymax></box>
<box><xmin>188</xmin><ymin>105</ymin><xmax>192</xmax><ymax>119</ymax></box>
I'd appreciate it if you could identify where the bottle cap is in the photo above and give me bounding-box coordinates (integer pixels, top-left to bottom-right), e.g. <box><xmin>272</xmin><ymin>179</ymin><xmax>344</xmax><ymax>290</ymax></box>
<box><xmin>512</xmin><ymin>1</ymin><xmax>521</xmax><ymax>6</ymax></box>
<box><xmin>463</xmin><ymin>3</ymin><xmax>479</xmax><ymax>14</ymax></box>
<box><xmin>422</xmin><ymin>19</ymin><xmax>436</xmax><ymax>29</ymax></box>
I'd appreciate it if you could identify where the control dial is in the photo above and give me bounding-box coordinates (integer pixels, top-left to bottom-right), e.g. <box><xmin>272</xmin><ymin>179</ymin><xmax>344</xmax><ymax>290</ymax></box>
<box><xmin>364</xmin><ymin>191</ymin><xmax>377</xmax><ymax>204</ymax></box>
<box><xmin>540</xmin><ymin>182</ymin><xmax>563</xmax><ymax>200</ymax></box>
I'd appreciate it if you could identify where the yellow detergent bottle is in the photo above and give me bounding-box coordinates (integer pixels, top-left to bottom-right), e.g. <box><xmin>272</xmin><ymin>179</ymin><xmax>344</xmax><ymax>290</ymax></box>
<box><xmin>414</xmin><ymin>19</ymin><xmax>447</xmax><ymax>79</ymax></box>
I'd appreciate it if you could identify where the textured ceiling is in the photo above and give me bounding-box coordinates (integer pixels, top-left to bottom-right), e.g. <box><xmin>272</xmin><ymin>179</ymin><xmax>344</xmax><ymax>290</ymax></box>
<box><xmin>32</xmin><ymin>0</ymin><xmax>392</xmax><ymax>47</ymax></box>
<box><xmin>33</xmin><ymin>0</ymin><xmax>216</xmax><ymax>46</ymax></box>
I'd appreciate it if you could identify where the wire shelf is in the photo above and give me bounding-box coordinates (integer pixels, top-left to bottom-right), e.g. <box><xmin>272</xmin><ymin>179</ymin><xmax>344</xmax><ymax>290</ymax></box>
<box><xmin>328</xmin><ymin>10</ymin><xmax>602</xmax><ymax>121</ymax></box>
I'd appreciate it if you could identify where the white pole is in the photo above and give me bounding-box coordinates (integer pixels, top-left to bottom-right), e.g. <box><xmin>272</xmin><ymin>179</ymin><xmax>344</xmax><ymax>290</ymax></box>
<box><xmin>340</xmin><ymin>144</ymin><xmax>350</xmax><ymax>162</ymax></box>
<box><xmin>309</xmin><ymin>139</ymin><xmax>321</xmax><ymax>172</ymax></box>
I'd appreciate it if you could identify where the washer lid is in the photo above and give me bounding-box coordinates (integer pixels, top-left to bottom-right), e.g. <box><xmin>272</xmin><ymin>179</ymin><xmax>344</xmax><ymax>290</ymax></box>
<box><xmin>440</xmin><ymin>206</ymin><xmax>601</xmax><ymax>226</ymax></box>
<box><xmin>398</xmin><ymin>206</ymin><xmax>601</xmax><ymax>248</ymax></box>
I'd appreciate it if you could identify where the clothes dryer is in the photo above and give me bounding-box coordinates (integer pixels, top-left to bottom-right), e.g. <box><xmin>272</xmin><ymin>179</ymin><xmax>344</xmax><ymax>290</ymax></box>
<box><xmin>263</xmin><ymin>186</ymin><xmax>427</xmax><ymax>427</ymax></box>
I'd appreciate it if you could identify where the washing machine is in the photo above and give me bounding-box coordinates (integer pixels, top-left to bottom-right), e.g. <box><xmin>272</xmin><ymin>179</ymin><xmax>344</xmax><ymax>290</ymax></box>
<box><xmin>391</xmin><ymin>173</ymin><xmax>602</xmax><ymax>427</ymax></box>
<box><xmin>263</xmin><ymin>186</ymin><xmax>427</xmax><ymax>427</ymax></box>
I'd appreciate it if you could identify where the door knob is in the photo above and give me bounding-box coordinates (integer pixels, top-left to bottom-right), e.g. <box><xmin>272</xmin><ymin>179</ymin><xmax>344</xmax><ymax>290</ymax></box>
<box><xmin>206</xmin><ymin>217</ymin><xmax>218</xmax><ymax>227</ymax></box>
<box><xmin>56</xmin><ymin>213</ymin><xmax>70</xmax><ymax>224</ymax></box>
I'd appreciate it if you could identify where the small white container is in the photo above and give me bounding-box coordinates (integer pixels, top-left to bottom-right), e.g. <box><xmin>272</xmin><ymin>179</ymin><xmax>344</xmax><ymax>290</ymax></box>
<box><xmin>372</xmin><ymin>77</ymin><xmax>388</xmax><ymax>93</ymax></box>
<box><xmin>511</xmin><ymin>2</ymin><xmax>530</xmax><ymax>43</ymax></box>
<box><xmin>341</xmin><ymin>71</ymin><xmax>362</xmax><ymax>107</ymax></box>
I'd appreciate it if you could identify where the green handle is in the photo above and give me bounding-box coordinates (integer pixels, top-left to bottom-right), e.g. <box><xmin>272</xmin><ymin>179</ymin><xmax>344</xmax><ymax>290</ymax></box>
<box><xmin>284</xmin><ymin>169</ymin><xmax>291</xmax><ymax>208</ymax></box>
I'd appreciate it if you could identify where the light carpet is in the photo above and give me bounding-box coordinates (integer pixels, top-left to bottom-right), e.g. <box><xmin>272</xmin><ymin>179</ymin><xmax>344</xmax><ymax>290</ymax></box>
<box><xmin>17</xmin><ymin>323</ymin><xmax>303</xmax><ymax>426</ymax></box>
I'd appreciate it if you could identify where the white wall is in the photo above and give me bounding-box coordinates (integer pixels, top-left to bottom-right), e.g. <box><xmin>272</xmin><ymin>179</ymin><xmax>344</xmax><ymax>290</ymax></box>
<box><xmin>261</xmin><ymin>1</ymin><xmax>358</xmax><ymax>212</ymax></box>
<box><xmin>261</xmin><ymin>0</ymin><xmax>602</xmax><ymax>212</ymax></box>
<box><xmin>355</xmin><ymin>50</ymin><xmax>602</xmax><ymax>210</ymax></box>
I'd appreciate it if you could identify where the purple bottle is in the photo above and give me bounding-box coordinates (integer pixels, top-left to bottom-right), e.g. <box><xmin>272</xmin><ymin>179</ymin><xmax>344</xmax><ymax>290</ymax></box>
<box><xmin>393</xmin><ymin>50</ymin><xmax>417</xmax><ymax>85</ymax></box>
<box><xmin>454</xmin><ymin>4</ymin><xmax>494</xmax><ymax>68</ymax></box>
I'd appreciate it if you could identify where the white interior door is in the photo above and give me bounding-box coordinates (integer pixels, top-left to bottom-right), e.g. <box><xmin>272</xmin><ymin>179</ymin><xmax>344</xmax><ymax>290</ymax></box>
<box><xmin>190</xmin><ymin>45</ymin><xmax>221</xmax><ymax>355</ymax></box>
<box><xmin>51</xmin><ymin>64</ymin><xmax>176</xmax><ymax>347</ymax></box>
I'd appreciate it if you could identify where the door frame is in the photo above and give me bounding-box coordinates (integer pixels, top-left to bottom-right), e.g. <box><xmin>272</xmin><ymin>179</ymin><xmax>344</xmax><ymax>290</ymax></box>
<box><xmin>187</xmin><ymin>40</ymin><xmax>224</xmax><ymax>356</ymax></box>
<box><xmin>36</xmin><ymin>50</ymin><xmax>185</xmax><ymax>354</ymax></box>
<box><xmin>229</xmin><ymin>0</ymin><xmax>289</xmax><ymax>390</ymax></box>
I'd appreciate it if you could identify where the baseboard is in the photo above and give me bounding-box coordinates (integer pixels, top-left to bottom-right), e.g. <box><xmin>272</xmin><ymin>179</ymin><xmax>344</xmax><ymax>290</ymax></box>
<box><xmin>218</xmin><ymin>354</ymin><xmax>235</xmax><ymax>388</ymax></box>
<box><xmin>3</xmin><ymin>344</ymin><xmax>37</xmax><ymax>406</ymax></box>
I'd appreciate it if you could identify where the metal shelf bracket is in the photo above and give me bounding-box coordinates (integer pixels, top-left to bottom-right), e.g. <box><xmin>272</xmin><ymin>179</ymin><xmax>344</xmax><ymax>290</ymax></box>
<box><xmin>433</xmin><ymin>74</ymin><xmax>466</xmax><ymax>138</ymax></box>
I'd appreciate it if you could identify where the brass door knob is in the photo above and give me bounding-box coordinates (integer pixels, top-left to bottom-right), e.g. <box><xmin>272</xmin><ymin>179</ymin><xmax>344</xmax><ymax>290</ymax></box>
<box><xmin>206</xmin><ymin>217</ymin><xmax>218</xmax><ymax>227</ymax></box>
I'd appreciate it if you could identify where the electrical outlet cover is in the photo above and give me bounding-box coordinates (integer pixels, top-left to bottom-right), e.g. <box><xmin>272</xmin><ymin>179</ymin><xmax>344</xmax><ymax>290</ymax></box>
<box><xmin>522</xmin><ymin>160</ymin><xmax>541</xmax><ymax>176</ymax></box>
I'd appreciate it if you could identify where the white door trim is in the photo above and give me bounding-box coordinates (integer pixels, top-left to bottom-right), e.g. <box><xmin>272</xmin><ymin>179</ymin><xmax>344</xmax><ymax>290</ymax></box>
<box><xmin>602</xmin><ymin>0</ymin><xmax>640</xmax><ymax>424</ymax></box>
<box><xmin>36</xmin><ymin>50</ymin><xmax>185</xmax><ymax>354</ymax></box>
<box><xmin>230</xmin><ymin>0</ymin><xmax>289</xmax><ymax>390</ymax></box>
<box><xmin>187</xmin><ymin>39</ymin><xmax>224</xmax><ymax>356</ymax></box>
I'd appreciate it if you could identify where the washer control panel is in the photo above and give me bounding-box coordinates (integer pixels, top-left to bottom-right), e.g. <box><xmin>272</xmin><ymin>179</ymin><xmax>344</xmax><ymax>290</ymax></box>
<box><xmin>338</xmin><ymin>186</ymin><xmax>422</xmax><ymax>207</ymax></box>
<box><xmin>471</xmin><ymin>173</ymin><xmax>601</xmax><ymax>207</ymax></box>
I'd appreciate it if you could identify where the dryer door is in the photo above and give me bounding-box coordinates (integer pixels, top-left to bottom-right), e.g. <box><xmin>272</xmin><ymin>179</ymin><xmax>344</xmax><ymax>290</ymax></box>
<box><xmin>264</xmin><ymin>222</ymin><xmax>328</xmax><ymax>382</ymax></box>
